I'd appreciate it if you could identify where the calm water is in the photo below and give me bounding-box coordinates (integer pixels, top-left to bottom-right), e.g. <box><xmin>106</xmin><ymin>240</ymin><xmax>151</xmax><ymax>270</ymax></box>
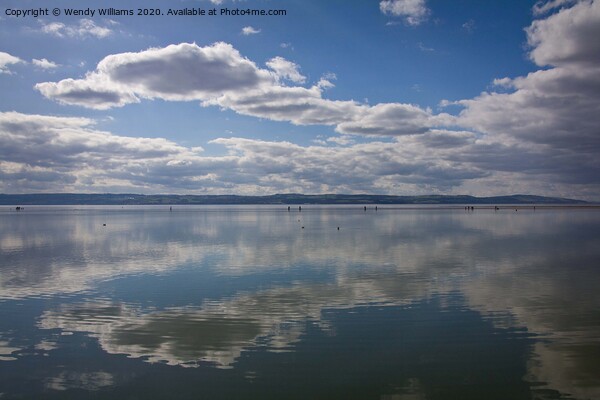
<box><xmin>0</xmin><ymin>205</ymin><xmax>599</xmax><ymax>399</ymax></box>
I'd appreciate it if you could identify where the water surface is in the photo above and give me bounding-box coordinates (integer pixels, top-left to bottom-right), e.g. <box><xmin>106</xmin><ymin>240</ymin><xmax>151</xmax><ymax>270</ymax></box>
<box><xmin>1</xmin><ymin>205</ymin><xmax>599</xmax><ymax>399</ymax></box>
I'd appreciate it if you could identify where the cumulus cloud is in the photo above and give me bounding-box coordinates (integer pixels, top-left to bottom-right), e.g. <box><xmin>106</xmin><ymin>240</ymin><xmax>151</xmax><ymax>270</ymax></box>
<box><xmin>36</xmin><ymin>42</ymin><xmax>274</xmax><ymax>109</ymax></box>
<box><xmin>2</xmin><ymin>109</ymin><xmax>599</xmax><ymax>198</ymax></box>
<box><xmin>241</xmin><ymin>26</ymin><xmax>261</xmax><ymax>35</ymax></box>
<box><xmin>327</xmin><ymin>136</ymin><xmax>355</xmax><ymax>146</ymax></box>
<box><xmin>336</xmin><ymin>103</ymin><xmax>433</xmax><ymax>136</ymax></box>
<box><xmin>25</xmin><ymin>1</ymin><xmax>600</xmax><ymax>199</ymax></box>
<box><xmin>527</xmin><ymin>0</ymin><xmax>600</xmax><ymax>67</ymax></box>
<box><xmin>32</xmin><ymin>58</ymin><xmax>59</xmax><ymax>70</ymax></box>
<box><xmin>0</xmin><ymin>111</ymin><xmax>488</xmax><ymax>195</ymax></box>
<box><xmin>451</xmin><ymin>0</ymin><xmax>600</xmax><ymax>191</ymax></box>
<box><xmin>35</xmin><ymin>74</ymin><xmax>139</xmax><ymax>110</ymax></box>
<box><xmin>37</xmin><ymin>42</ymin><xmax>440</xmax><ymax>136</ymax></box>
<box><xmin>0</xmin><ymin>111</ymin><xmax>209</xmax><ymax>193</ymax></box>
<box><xmin>208</xmin><ymin>85</ymin><xmax>363</xmax><ymax>126</ymax></box>
<box><xmin>39</xmin><ymin>22</ymin><xmax>66</xmax><ymax>36</ymax></box>
<box><xmin>0</xmin><ymin>51</ymin><xmax>24</xmax><ymax>74</ymax></box>
<box><xmin>208</xmin><ymin>136</ymin><xmax>489</xmax><ymax>193</ymax></box>
<box><xmin>379</xmin><ymin>0</ymin><xmax>430</xmax><ymax>25</ymax></box>
<box><xmin>316</xmin><ymin>73</ymin><xmax>336</xmax><ymax>89</ymax></box>
<box><xmin>40</xmin><ymin>19</ymin><xmax>113</xmax><ymax>39</ymax></box>
<box><xmin>266</xmin><ymin>56</ymin><xmax>306</xmax><ymax>84</ymax></box>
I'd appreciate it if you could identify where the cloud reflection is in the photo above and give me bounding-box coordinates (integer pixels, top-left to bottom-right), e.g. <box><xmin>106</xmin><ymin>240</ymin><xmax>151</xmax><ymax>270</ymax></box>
<box><xmin>0</xmin><ymin>340</ymin><xmax>22</xmax><ymax>361</ymax></box>
<box><xmin>44</xmin><ymin>371</ymin><xmax>114</xmax><ymax>391</ymax></box>
<box><xmin>2</xmin><ymin>207</ymin><xmax>599</xmax><ymax>397</ymax></box>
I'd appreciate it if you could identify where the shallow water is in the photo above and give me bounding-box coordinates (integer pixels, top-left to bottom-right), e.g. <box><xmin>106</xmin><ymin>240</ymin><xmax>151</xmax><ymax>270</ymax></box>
<box><xmin>0</xmin><ymin>205</ymin><xmax>599</xmax><ymax>399</ymax></box>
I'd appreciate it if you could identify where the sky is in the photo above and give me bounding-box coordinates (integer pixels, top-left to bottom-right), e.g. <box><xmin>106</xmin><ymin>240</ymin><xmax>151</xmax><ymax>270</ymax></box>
<box><xmin>0</xmin><ymin>0</ymin><xmax>599</xmax><ymax>200</ymax></box>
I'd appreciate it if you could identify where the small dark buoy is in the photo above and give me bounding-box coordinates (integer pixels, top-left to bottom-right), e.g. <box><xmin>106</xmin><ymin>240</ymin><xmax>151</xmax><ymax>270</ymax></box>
<box><xmin>375</xmin><ymin>206</ymin><xmax>377</xmax><ymax>211</ymax></box>
<box><xmin>337</xmin><ymin>227</ymin><xmax>340</xmax><ymax>230</ymax></box>
<box><xmin>301</xmin><ymin>226</ymin><xmax>304</xmax><ymax>229</ymax></box>
<box><xmin>288</xmin><ymin>206</ymin><xmax>290</xmax><ymax>211</ymax></box>
<box><xmin>103</xmin><ymin>223</ymin><xmax>106</xmax><ymax>226</ymax></box>
<box><xmin>364</xmin><ymin>206</ymin><xmax>367</xmax><ymax>211</ymax></box>
<box><xmin>299</xmin><ymin>206</ymin><xmax>302</xmax><ymax>212</ymax></box>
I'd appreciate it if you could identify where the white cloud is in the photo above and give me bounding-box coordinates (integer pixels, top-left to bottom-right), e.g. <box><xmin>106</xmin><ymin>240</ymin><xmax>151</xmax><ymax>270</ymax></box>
<box><xmin>266</xmin><ymin>56</ymin><xmax>306</xmax><ymax>84</ymax></box>
<box><xmin>0</xmin><ymin>51</ymin><xmax>24</xmax><ymax>74</ymax></box>
<box><xmin>26</xmin><ymin>1</ymin><xmax>600</xmax><ymax>199</ymax></box>
<box><xmin>2</xmin><ymin>110</ymin><xmax>599</xmax><ymax>198</ymax></box>
<box><xmin>455</xmin><ymin>0</ymin><xmax>600</xmax><ymax>162</ymax></box>
<box><xmin>40</xmin><ymin>22</ymin><xmax>65</xmax><ymax>36</ymax></box>
<box><xmin>36</xmin><ymin>42</ymin><xmax>273</xmax><ymax>109</ymax></box>
<box><xmin>36</xmin><ymin>74</ymin><xmax>139</xmax><ymax>110</ymax></box>
<box><xmin>32</xmin><ymin>58</ymin><xmax>59</xmax><ymax>70</ymax></box>
<box><xmin>37</xmin><ymin>42</ymin><xmax>439</xmax><ymax>136</ymax></box>
<box><xmin>316</xmin><ymin>72</ymin><xmax>336</xmax><ymax>90</ymax></box>
<box><xmin>417</xmin><ymin>42</ymin><xmax>434</xmax><ymax>52</ymax></box>
<box><xmin>527</xmin><ymin>0</ymin><xmax>600</xmax><ymax>67</ymax></box>
<box><xmin>0</xmin><ymin>111</ymin><xmax>208</xmax><ymax>193</ymax></box>
<box><xmin>317</xmin><ymin>78</ymin><xmax>335</xmax><ymax>90</ymax></box>
<box><xmin>336</xmin><ymin>103</ymin><xmax>434</xmax><ymax>136</ymax></box>
<box><xmin>0</xmin><ymin>111</ymin><xmax>483</xmax><ymax>195</ymax></box>
<box><xmin>327</xmin><ymin>136</ymin><xmax>355</xmax><ymax>146</ymax></box>
<box><xmin>241</xmin><ymin>26</ymin><xmax>261</xmax><ymax>35</ymax></box>
<box><xmin>206</xmin><ymin>84</ymin><xmax>363</xmax><ymax>126</ymax></box>
<box><xmin>379</xmin><ymin>0</ymin><xmax>430</xmax><ymax>25</ymax></box>
<box><xmin>40</xmin><ymin>19</ymin><xmax>112</xmax><ymax>39</ymax></box>
<box><xmin>491</xmin><ymin>77</ymin><xmax>513</xmax><ymax>87</ymax></box>
<box><xmin>462</xmin><ymin>19</ymin><xmax>476</xmax><ymax>33</ymax></box>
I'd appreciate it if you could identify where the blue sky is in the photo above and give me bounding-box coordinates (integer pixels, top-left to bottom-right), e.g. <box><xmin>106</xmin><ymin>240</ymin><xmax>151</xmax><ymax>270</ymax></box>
<box><xmin>1</xmin><ymin>0</ymin><xmax>599</xmax><ymax>199</ymax></box>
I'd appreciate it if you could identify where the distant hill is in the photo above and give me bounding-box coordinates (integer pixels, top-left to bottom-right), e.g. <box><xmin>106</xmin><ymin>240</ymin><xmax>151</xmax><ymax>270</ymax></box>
<box><xmin>0</xmin><ymin>193</ymin><xmax>588</xmax><ymax>205</ymax></box>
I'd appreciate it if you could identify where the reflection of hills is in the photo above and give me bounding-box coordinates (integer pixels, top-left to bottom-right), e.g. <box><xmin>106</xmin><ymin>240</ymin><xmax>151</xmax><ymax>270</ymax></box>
<box><xmin>2</xmin><ymin>208</ymin><xmax>599</xmax><ymax>397</ymax></box>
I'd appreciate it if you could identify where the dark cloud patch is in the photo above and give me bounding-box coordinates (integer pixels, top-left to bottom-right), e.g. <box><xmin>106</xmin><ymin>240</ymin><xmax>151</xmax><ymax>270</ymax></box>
<box><xmin>336</xmin><ymin>103</ymin><xmax>432</xmax><ymax>136</ymax></box>
<box><xmin>35</xmin><ymin>78</ymin><xmax>138</xmax><ymax>110</ymax></box>
<box><xmin>417</xmin><ymin>130</ymin><xmax>475</xmax><ymax>149</ymax></box>
<box><xmin>50</xmin><ymin>88</ymin><xmax>130</xmax><ymax>107</ymax></box>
